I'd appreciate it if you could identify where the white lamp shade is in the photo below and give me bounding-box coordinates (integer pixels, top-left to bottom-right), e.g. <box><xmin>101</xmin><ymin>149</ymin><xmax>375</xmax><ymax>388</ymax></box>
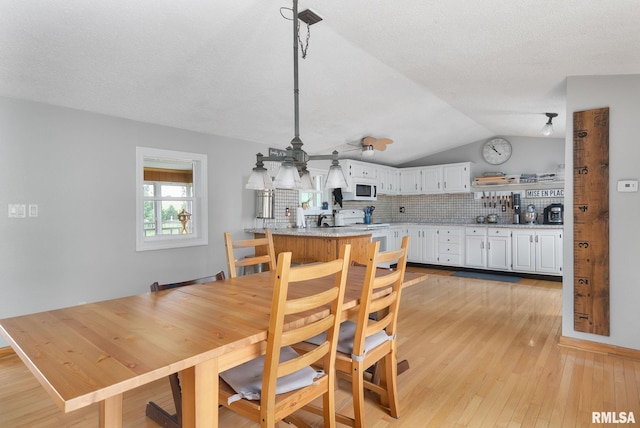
<box><xmin>541</xmin><ymin>123</ymin><xmax>554</xmax><ymax>136</ymax></box>
<box><xmin>325</xmin><ymin>164</ymin><xmax>348</xmax><ymax>189</ymax></box>
<box><xmin>273</xmin><ymin>163</ymin><xmax>302</xmax><ymax>189</ymax></box>
<box><xmin>298</xmin><ymin>169</ymin><xmax>315</xmax><ymax>191</ymax></box>
<box><xmin>246</xmin><ymin>168</ymin><xmax>274</xmax><ymax>190</ymax></box>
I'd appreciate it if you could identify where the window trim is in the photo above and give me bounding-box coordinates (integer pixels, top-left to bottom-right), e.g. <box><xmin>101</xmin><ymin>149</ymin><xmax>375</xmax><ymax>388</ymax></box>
<box><xmin>136</xmin><ymin>147</ymin><xmax>208</xmax><ymax>251</ymax></box>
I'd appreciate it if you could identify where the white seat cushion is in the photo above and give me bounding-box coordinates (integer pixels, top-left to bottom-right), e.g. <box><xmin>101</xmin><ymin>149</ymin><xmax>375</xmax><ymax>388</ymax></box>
<box><xmin>219</xmin><ymin>346</ymin><xmax>323</xmax><ymax>404</ymax></box>
<box><xmin>306</xmin><ymin>320</ymin><xmax>392</xmax><ymax>361</ymax></box>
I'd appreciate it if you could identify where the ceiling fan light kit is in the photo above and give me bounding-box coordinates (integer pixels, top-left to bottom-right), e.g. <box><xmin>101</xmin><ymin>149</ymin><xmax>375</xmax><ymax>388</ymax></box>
<box><xmin>541</xmin><ymin>112</ymin><xmax>558</xmax><ymax>137</ymax></box>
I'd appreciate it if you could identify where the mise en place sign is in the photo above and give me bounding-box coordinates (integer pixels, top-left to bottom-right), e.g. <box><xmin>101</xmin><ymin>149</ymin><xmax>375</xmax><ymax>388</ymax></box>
<box><xmin>592</xmin><ymin>411</ymin><xmax>635</xmax><ymax>424</ymax></box>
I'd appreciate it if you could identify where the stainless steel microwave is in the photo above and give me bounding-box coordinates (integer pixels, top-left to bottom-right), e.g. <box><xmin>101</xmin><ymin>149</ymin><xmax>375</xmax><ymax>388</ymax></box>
<box><xmin>343</xmin><ymin>181</ymin><xmax>377</xmax><ymax>201</ymax></box>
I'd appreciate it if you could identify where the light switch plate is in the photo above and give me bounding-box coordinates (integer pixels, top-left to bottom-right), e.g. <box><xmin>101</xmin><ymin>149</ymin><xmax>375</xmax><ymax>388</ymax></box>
<box><xmin>617</xmin><ymin>179</ymin><xmax>638</xmax><ymax>192</ymax></box>
<box><xmin>8</xmin><ymin>204</ymin><xmax>26</xmax><ymax>218</ymax></box>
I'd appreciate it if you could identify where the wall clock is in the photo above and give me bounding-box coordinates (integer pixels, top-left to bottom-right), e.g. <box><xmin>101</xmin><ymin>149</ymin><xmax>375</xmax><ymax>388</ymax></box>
<box><xmin>482</xmin><ymin>138</ymin><xmax>512</xmax><ymax>165</ymax></box>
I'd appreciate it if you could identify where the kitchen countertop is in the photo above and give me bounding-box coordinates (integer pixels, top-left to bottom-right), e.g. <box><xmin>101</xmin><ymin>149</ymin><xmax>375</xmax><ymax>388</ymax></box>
<box><xmin>246</xmin><ymin>222</ymin><xmax>562</xmax><ymax>237</ymax></box>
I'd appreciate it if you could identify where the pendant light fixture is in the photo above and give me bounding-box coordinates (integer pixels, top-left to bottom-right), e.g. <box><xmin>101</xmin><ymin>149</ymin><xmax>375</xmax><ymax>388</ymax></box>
<box><xmin>541</xmin><ymin>112</ymin><xmax>558</xmax><ymax>137</ymax></box>
<box><xmin>246</xmin><ymin>0</ymin><xmax>347</xmax><ymax>191</ymax></box>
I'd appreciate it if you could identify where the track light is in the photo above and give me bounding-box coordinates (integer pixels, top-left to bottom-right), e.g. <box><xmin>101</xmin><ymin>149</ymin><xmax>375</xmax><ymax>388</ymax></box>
<box><xmin>541</xmin><ymin>113</ymin><xmax>558</xmax><ymax>137</ymax></box>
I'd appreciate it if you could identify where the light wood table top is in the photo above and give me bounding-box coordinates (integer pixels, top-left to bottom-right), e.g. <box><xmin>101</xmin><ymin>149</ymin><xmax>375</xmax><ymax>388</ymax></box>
<box><xmin>0</xmin><ymin>266</ymin><xmax>427</xmax><ymax>427</ymax></box>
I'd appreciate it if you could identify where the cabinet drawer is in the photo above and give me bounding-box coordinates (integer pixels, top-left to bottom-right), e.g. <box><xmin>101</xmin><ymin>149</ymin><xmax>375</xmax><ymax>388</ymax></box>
<box><xmin>488</xmin><ymin>227</ymin><xmax>510</xmax><ymax>237</ymax></box>
<box><xmin>439</xmin><ymin>254</ymin><xmax>462</xmax><ymax>265</ymax></box>
<box><xmin>439</xmin><ymin>229</ymin><xmax>463</xmax><ymax>244</ymax></box>
<box><xmin>439</xmin><ymin>243</ymin><xmax>461</xmax><ymax>254</ymax></box>
<box><xmin>465</xmin><ymin>227</ymin><xmax>487</xmax><ymax>236</ymax></box>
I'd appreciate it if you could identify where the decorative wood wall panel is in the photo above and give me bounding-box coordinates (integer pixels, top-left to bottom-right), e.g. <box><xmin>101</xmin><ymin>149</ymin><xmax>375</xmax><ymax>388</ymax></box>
<box><xmin>573</xmin><ymin>107</ymin><xmax>610</xmax><ymax>336</ymax></box>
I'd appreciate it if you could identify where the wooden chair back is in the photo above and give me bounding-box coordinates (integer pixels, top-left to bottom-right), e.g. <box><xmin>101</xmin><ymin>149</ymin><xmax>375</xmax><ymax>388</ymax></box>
<box><xmin>352</xmin><ymin>236</ymin><xmax>409</xmax><ymax>358</ymax></box>
<box><xmin>146</xmin><ymin>271</ymin><xmax>225</xmax><ymax>428</ymax></box>
<box><xmin>219</xmin><ymin>244</ymin><xmax>352</xmax><ymax>427</ymax></box>
<box><xmin>224</xmin><ymin>229</ymin><xmax>276</xmax><ymax>278</ymax></box>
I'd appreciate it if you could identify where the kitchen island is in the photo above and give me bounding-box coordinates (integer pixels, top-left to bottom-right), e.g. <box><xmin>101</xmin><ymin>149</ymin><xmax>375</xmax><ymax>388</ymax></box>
<box><xmin>248</xmin><ymin>227</ymin><xmax>373</xmax><ymax>265</ymax></box>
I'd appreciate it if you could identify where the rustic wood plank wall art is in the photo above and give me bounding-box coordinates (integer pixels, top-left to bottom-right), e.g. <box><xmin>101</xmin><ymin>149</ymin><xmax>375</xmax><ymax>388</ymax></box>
<box><xmin>573</xmin><ymin>107</ymin><xmax>610</xmax><ymax>335</ymax></box>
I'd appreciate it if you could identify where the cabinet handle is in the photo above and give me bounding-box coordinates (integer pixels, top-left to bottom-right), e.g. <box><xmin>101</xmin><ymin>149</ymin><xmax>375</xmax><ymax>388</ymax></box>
<box><xmin>530</xmin><ymin>235</ymin><xmax>533</xmax><ymax>243</ymax></box>
<box><xmin>487</xmin><ymin>242</ymin><xmax>490</xmax><ymax>250</ymax></box>
<box><xmin>481</xmin><ymin>241</ymin><xmax>485</xmax><ymax>249</ymax></box>
<box><xmin>535</xmin><ymin>235</ymin><xmax>539</xmax><ymax>243</ymax></box>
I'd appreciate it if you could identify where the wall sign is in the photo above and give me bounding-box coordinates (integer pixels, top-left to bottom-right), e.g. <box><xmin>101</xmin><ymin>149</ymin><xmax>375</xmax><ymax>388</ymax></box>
<box><xmin>526</xmin><ymin>188</ymin><xmax>565</xmax><ymax>198</ymax></box>
<box><xmin>269</xmin><ymin>147</ymin><xmax>287</xmax><ymax>157</ymax></box>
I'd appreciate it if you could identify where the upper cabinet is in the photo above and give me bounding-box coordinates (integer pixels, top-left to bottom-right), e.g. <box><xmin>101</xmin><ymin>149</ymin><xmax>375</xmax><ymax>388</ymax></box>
<box><xmin>399</xmin><ymin>162</ymin><xmax>470</xmax><ymax>195</ymax></box>
<box><xmin>340</xmin><ymin>159</ymin><xmax>471</xmax><ymax>195</ymax></box>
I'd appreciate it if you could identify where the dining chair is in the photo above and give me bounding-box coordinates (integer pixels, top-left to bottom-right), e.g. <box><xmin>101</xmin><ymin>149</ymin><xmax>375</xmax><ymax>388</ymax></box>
<box><xmin>224</xmin><ymin>229</ymin><xmax>276</xmax><ymax>277</ymax></box>
<box><xmin>301</xmin><ymin>236</ymin><xmax>410</xmax><ymax>428</ymax></box>
<box><xmin>218</xmin><ymin>244</ymin><xmax>352</xmax><ymax>428</ymax></box>
<box><xmin>145</xmin><ymin>271</ymin><xmax>226</xmax><ymax>428</ymax></box>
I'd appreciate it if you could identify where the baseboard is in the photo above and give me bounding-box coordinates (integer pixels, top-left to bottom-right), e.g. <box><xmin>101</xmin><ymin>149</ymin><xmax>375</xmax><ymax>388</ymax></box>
<box><xmin>0</xmin><ymin>346</ymin><xmax>15</xmax><ymax>358</ymax></box>
<box><xmin>559</xmin><ymin>336</ymin><xmax>640</xmax><ymax>360</ymax></box>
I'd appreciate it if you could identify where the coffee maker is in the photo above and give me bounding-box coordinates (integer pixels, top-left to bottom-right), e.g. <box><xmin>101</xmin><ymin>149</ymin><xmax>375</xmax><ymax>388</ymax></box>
<box><xmin>512</xmin><ymin>193</ymin><xmax>521</xmax><ymax>224</ymax></box>
<box><xmin>543</xmin><ymin>203</ymin><xmax>564</xmax><ymax>225</ymax></box>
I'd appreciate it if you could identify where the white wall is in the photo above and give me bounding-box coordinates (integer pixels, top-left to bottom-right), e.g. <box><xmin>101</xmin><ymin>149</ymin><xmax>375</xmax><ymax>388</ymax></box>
<box><xmin>563</xmin><ymin>75</ymin><xmax>640</xmax><ymax>350</ymax></box>
<box><xmin>399</xmin><ymin>135</ymin><xmax>565</xmax><ymax>178</ymax></box>
<box><xmin>0</xmin><ymin>97</ymin><xmax>261</xmax><ymax>346</ymax></box>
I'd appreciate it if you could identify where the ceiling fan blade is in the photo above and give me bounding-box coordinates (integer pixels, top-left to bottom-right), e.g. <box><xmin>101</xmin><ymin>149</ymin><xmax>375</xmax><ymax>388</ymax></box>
<box><xmin>362</xmin><ymin>136</ymin><xmax>376</xmax><ymax>147</ymax></box>
<box><xmin>372</xmin><ymin>138</ymin><xmax>393</xmax><ymax>151</ymax></box>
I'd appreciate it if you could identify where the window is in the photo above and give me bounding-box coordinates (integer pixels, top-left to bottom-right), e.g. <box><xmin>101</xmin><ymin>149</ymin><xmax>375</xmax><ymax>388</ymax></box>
<box><xmin>298</xmin><ymin>168</ymin><xmax>331</xmax><ymax>214</ymax></box>
<box><xmin>136</xmin><ymin>147</ymin><xmax>208</xmax><ymax>251</ymax></box>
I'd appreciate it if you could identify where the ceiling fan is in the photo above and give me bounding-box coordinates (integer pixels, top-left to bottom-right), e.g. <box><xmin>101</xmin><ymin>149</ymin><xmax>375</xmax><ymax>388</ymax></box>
<box><xmin>348</xmin><ymin>136</ymin><xmax>393</xmax><ymax>159</ymax></box>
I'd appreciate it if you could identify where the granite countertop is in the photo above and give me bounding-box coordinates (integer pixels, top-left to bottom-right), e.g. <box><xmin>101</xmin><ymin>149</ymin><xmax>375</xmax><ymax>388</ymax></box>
<box><xmin>245</xmin><ymin>227</ymin><xmax>374</xmax><ymax>237</ymax></box>
<box><xmin>246</xmin><ymin>221</ymin><xmax>562</xmax><ymax>237</ymax></box>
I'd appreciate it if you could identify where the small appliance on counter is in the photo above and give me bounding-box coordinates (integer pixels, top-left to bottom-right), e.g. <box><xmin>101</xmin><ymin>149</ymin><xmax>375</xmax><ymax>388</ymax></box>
<box><xmin>543</xmin><ymin>203</ymin><xmax>564</xmax><ymax>225</ymax></box>
<box><xmin>523</xmin><ymin>204</ymin><xmax>538</xmax><ymax>224</ymax></box>
<box><xmin>512</xmin><ymin>193</ymin><xmax>521</xmax><ymax>224</ymax></box>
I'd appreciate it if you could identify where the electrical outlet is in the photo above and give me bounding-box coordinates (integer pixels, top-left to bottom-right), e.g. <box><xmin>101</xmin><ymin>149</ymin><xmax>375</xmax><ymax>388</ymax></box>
<box><xmin>399</xmin><ymin>206</ymin><xmax>405</xmax><ymax>213</ymax></box>
<box><xmin>501</xmin><ymin>204</ymin><xmax>506</xmax><ymax>212</ymax></box>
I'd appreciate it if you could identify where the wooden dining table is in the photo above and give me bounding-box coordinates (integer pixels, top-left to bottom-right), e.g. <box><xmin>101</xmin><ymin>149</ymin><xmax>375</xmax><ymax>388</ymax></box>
<box><xmin>0</xmin><ymin>266</ymin><xmax>427</xmax><ymax>428</ymax></box>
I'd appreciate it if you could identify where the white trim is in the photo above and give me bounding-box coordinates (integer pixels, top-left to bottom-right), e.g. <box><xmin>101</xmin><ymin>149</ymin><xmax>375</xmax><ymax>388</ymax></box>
<box><xmin>136</xmin><ymin>147</ymin><xmax>208</xmax><ymax>251</ymax></box>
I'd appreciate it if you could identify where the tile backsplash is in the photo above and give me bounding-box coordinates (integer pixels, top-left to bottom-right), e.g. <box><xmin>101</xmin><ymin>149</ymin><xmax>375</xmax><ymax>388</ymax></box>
<box><xmin>254</xmin><ymin>190</ymin><xmax>564</xmax><ymax>228</ymax></box>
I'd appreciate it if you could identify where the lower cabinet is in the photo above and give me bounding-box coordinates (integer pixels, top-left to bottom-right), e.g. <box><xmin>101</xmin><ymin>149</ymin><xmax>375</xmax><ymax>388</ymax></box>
<box><xmin>408</xmin><ymin>225</ymin><xmax>562</xmax><ymax>276</ymax></box>
<box><xmin>438</xmin><ymin>227</ymin><xmax>464</xmax><ymax>266</ymax></box>
<box><xmin>511</xmin><ymin>228</ymin><xmax>562</xmax><ymax>275</ymax></box>
<box><xmin>407</xmin><ymin>226</ymin><xmax>438</xmax><ymax>264</ymax></box>
<box><xmin>465</xmin><ymin>227</ymin><xmax>512</xmax><ymax>271</ymax></box>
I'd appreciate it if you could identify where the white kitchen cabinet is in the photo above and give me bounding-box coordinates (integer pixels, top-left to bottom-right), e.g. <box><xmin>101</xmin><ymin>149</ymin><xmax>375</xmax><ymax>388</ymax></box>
<box><xmin>387</xmin><ymin>226</ymin><xmax>408</xmax><ymax>251</ymax></box>
<box><xmin>465</xmin><ymin>227</ymin><xmax>512</xmax><ymax>271</ymax></box>
<box><xmin>376</xmin><ymin>165</ymin><xmax>400</xmax><ymax>195</ymax></box>
<box><xmin>407</xmin><ymin>225</ymin><xmax>438</xmax><ymax>263</ymax></box>
<box><xmin>400</xmin><ymin>168</ymin><xmax>422</xmax><ymax>194</ymax></box>
<box><xmin>486</xmin><ymin>228</ymin><xmax>512</xmax><ymax>271</ymax></box>
<box><xmin>442</xmin><ymin>162</ymin><xmax>471</xmax><ymax>193</ymax></box>
<box><xmin>438</xmin><ymin>227</ymin><xmax>464</xmax><ymax>266</ymax></box>
<box><xmin>421</xmin><ymin>166</ymin><xmax>443</xmax><ymax>193</ymax></box>
<box><xmin>465</xmin><ymin>227</ymin><xmax>487</xmax><ymax>268</ymax></box>
<box><xmin>512</xmin><ymin>228</ymin><xmax>562</xmax><ymax>275</ymax></box>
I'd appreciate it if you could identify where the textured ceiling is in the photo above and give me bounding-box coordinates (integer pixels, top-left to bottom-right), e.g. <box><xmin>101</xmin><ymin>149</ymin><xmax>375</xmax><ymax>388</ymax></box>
<box><xmin>1</xmin><ymin>0</ymin><xmax>639</xmax><ymax>165</ymax></box>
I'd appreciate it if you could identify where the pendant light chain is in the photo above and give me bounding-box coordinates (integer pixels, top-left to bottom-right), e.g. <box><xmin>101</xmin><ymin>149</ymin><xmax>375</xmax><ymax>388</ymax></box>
<box><xmin>298</xmin><ymin>22</ymin><xmax>311</xmax><ymax>59</ymax></box>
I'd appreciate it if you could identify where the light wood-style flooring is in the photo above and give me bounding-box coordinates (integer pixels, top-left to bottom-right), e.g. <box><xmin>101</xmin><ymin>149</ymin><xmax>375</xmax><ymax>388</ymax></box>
<box><xmin>1</xmin><ymin>268</ymin><xmax>638</xmax><ymax>427</ymax></box>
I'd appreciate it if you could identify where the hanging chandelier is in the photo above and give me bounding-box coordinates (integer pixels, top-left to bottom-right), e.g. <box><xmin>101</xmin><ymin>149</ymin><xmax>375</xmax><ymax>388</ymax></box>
<box><xmin>245</xmin><ymin>0</ymin><xmax>348</xmax><ymax>191</ymax></box>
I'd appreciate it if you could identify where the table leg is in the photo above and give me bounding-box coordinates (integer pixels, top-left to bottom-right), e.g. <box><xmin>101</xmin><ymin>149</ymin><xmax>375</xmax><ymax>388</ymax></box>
<box><xmin>181</xmin><ymin>358</ymin><xmax>218</xmax><ymax>428</ymax></box>
<box><xmin>99</xmin><ymin>393</ymin><xmax>123</xmax><ymax>428</ymax></box>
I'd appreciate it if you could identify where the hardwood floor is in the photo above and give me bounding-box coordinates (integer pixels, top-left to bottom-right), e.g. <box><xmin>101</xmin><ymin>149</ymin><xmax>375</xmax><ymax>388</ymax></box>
<box><xmin>1</xmin><ymin>268</ymin><xmax>638</xmax><ymax>427</ymax></box>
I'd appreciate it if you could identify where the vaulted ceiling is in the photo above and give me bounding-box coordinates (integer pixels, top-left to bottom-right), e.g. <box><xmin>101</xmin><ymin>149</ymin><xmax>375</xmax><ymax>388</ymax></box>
<box><xmin>1</xmin><ymin>1</ymin><xmax>639</xmax><ymax>165</ymax></box>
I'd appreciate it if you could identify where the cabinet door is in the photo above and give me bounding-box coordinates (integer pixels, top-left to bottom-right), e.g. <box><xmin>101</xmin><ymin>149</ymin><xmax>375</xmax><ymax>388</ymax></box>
<box><xmin>535</xmin><ymin>230</ymin><xmax>563</xmax><ymax>274</ymax></box>
<box><xmin>487</xmin><ymin>235</ymin><xmax>511</xmax><ymax>271</ymax></box>
<box><xmin>465</xmin><ymin>235</ymin><xmax>486</xmax><ymax>268</ymax></box>
<box><xmin>421</xmin><ymin>166</ymin><xmax>442</xmax><ymax>193</ymax></box>
<box><xmin>442</xmin><ymin>163</ymin><xmax>470</xmax><ymax>193</ymax></box>
<box><xmin>423</xmin><ymin>227</ymin><xmax>439</xmax><ymax>263</ymax></box>
<box><xmin>407</xmin><ymin>227</ymin><xmax>423</xmax><ymax>262</ymax></box>
<box><xmin>400</xmin><ymin>169</ymin><xmax>421</xmax><ymax>194</ymax></box>
<box><xmin>511</xmin><ymin>230</ymin><xmax>535</xmax><ymax>272</ymax></box>
<box><xmin>349</xmin><ymin>161</ymin><xmax>376</xmax><ymax>180</ymax></box>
